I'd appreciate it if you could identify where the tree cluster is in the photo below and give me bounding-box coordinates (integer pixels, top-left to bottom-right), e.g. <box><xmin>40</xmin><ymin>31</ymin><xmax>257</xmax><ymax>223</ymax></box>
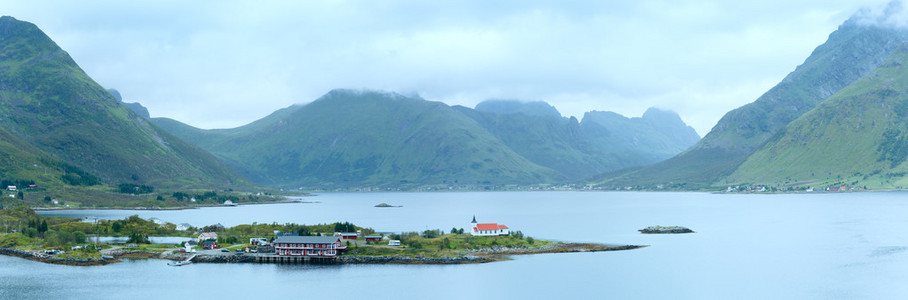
<box><xmin>116</xmin><ymin>183</ymin><xmax>154</xmax><ymax>195</ymax></box>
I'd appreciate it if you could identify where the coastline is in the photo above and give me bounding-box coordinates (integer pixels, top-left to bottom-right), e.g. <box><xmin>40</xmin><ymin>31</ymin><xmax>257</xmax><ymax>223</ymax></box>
<box><xmin>31</xmin><ymin>197</ymin><xmax>312</xmax><ymax>212</ymax></box>
<box><xmin>1</xmin><ymin>243</ymin><xmax>646</xmax><ymax>266</ymax></box>
<box><xmin>0</xmin><ymin>247</ymin><xmax>119</xmax><ymax>266</ymax></box>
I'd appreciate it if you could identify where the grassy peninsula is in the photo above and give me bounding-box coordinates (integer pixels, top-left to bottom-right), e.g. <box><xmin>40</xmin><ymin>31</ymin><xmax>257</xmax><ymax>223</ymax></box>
<box><xmin>0</xmin><ymin>207</ymin><xmax>643</xmax><ymax>266</ymax></box>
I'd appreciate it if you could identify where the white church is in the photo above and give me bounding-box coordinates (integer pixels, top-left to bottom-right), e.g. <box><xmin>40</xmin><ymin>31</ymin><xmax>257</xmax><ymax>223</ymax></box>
<box><xmin>469</xmin><ymin>216</ymin><xmax>510</xmax><ymax>236</ymax></box>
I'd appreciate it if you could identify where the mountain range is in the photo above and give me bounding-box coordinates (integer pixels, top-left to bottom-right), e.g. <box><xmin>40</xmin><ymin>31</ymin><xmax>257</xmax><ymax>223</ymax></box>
<box><xmin>10</xmin><ymin>5</ymin><xmax>907</xmax><ymax>195</ymax></box>
<box><xmin>146</xmin><ymin>91</ymin><xmax>699</xmax><ymax>188</ymax></box>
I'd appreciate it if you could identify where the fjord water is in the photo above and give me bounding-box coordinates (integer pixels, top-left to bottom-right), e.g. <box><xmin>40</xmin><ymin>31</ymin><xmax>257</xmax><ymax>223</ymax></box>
<box><xmin>9</xmin><ymin>191</ymin><xmax>908</xmax><ymax>299</ymax></box>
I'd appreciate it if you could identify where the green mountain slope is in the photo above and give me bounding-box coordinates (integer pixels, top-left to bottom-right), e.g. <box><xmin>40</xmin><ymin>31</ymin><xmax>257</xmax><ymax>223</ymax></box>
<box><xmin>474</xmin><ymin>100</ymin><xmax>562</xmax><ymax>118</ymax></box>
<box><xmin>157</xmin><ymin>90</ymin><xmax>562</xmax><ymax>188</ymax></box>
<box><xmin>0</xmin><ymin>126</ymin><xmax>69</xmax><ymax>186</ymax></box>
<box><xmin>593</xmin><ymin>15</ymin><xmax>908</xmax><ymax>189</ymax></box>
<box><xmin>459</xmin><ymin>102</ymin><xmax>699</xmax><ymax>180</ymax></box>
<box><xmin>728</xmin><ymin>43</ymin><xmax>908</xmax><ymax>189</ymax></box>
<box><xmin>0</xmin><ymin>16</ymin><xmax>247</xmax><ymax>189</ymax></box>
<box><xmin>153</xmin><ymin>95</ymin><xmax>699</xmax><ymax>187</ymax></box>
<box><xmin>456</xmin><ymin>106</ymin><xmax>613</xmax><ymax>180</ymax></box>
<box><xmin>582</xmin><ymin>108</ymin><xmax>700</xmax><ymax>165</ymax></box>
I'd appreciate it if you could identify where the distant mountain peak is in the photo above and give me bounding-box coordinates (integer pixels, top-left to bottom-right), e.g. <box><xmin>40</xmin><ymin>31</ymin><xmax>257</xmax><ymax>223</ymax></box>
<box><xmin>474</xmin><ymin>99</ymin><xmax>561</xmax><ymax>118</ymax></box>
<box><xmin>108</xmin><ymin>88</ymin><xmax>123</xmax><ymax>101</ymax></box>
<box><xmin>323</xmin><ymin>88</ymin><xmax>419</xmax><ymax>101</ymax></box>
<box><xmin>849</xmin><ymin>0</ymin><xmax>908</xmax><ymax>29</ymax></box>
<box><xmin>108</xmin><ymin>88</ymin><xmax>150</xmax><ymax>118</ymax></box>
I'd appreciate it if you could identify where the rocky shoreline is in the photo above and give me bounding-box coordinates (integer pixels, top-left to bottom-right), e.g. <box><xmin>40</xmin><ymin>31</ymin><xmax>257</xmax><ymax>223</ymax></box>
<box><xmin>2</xmin><ymin>243</ymin><xmax>646</xmax><ymax>266</ymax></box>
<box><xmin>31</xmin><ymin>198</ymin><xmax>300</xmax><ymax>212</ymax></box>
<box><xmin>639</xmin><ymin>226</ymin><xmax>694</xmax><ymax>234</ymax></box>
<box><xmin>0</xmin><ymin>247</ymin><xmax>119</xmax><ymax>266</ymax></box>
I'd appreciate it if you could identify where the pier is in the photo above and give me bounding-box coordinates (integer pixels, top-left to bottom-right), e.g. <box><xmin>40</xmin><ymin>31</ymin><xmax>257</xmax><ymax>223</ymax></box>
<box><xmin>253</xmin><ymin>254</ymin><xmax>336</xmax><ymax>264</ymax></box>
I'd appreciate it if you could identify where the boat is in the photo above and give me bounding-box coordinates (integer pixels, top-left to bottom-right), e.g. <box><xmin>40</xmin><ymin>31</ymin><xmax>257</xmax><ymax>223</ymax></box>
<box><xmin>168</xmin><ymin>254</ymin><xmax>196</xmax><ymax>266</ymax></box>
<box><xmin>168</xmin><ymin>260</ymin><xmax>192</xmax><ymax>266</ymax></box>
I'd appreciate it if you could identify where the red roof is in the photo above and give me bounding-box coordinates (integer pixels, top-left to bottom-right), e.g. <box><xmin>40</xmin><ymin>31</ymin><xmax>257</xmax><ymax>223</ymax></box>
<box><xmin>476</xmin><ymin>223</ymin><xmax>502</xmax><ymax>231</ymax></box>
<box><xmin>498</xmin><ymin>225</ymin><xmax>508</xmax><ymax>229</ymax></box>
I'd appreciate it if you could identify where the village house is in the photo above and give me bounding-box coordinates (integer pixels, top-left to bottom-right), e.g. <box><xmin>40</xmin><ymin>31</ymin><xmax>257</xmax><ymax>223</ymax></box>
<box><xmin>175</xmin><ymin>223</ymin><xmax>192</xmax><ymax>231</ymax></box>
<box><xmin>148</xmin><ymin>217</ymin><xmax>165</xmax><ymax>226</ymax></box>
<box><xmin>273</xmin><ymin>236</ymin><xmax>345</xmax><ymax>257</ymax></box>
<box><xmin>201</xmin><ymin>240</ymin><xmax>219</xmax><ymax>250</ymax></box>
<box><xmin>198</xmin><ymin>232</ymin><xmax>218</xmax><ymax>241</ymax></box>
<box><xmin>388</xmin><ymin>240</ymin><xmax>401</xmax><ymax>246</ymax></box>
<box><xmin>339</xmin><ymin>233</ymin><xmax>358</xmax><ymax>240</ymax></box>
<box><xmin>469</xmin><ymin>216</ymin><xmax>510</xmax><ymax>236</ymax></box>
<box><xmin>364</xmin><ymin>235</ymin><xmax>383</xmax><ymax>242</ymax></box>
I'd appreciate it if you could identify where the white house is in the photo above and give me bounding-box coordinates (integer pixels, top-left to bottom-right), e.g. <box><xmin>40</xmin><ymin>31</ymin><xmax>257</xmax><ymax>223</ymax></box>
<box><xmin>7</xmin><ymin>186</ymin><xmax>15</xmax><ymax>191</ymax></box>
<box><xmin>388</xmin><ymin>240</ymin><xmax>401</xmax><ymax>246</ymax></box>
<box><xmin>198</xmin><ymin>232</ymin><xmax>218</xmax><ymax>241</ymax></box>
<box><xmin>176</xmin><ymin>223</ymin><xmax>192</xmax><ymax>231</ymax></box>
<box><xmin>469</xmin><ymin>216</ymin><xmax>510</xmax><ymax>236</ymax></box>
<box><xmin>148</xmin><ymin>217</ymin><xmax>165</xmax><ymax>225</ymax></box>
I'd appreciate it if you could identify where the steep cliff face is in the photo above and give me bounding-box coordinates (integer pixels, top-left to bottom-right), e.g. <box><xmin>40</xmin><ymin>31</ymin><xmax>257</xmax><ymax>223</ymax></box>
<box><xmin>0</xmin><ymin>16</ymin><xmax>247</xmax><ymax>189</ymax></box>
<box><xmin>728</xmin><ymin>43</ymin><xmax>908</xmax><ymax>189</ymax></box>
<box><xmin>593</xmin><ymin>13</ymin><xmax>908</xmax><ymax>188</ymax></box>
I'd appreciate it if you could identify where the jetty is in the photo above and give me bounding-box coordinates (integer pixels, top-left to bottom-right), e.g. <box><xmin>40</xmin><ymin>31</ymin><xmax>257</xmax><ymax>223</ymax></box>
<box><xmin>253</xmin><ymin>254</ymin><xmax>335</xmax><ymax>264</ymax></box>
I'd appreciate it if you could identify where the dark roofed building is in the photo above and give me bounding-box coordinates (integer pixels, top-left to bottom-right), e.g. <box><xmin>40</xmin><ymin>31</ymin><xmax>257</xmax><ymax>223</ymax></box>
<box><xmin>201</xmin><ymin>240</ymin><xmax>218</xmax><ymax>250</ymax></box>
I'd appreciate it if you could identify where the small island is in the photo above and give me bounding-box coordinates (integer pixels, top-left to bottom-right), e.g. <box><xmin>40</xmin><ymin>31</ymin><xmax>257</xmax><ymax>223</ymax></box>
<box><xmin>374</xmin><ymin>203</ymin><xmax>402</xmax><ymax>208</ymax></box>
<box><xmin>638</xmin><ymin>225</ymin><xmax>694</xmax><ymax>234</ymax></box>
<box><xmin>0</xmin><ymin>208</ymin><xmax>646</xmax><ymax>266</ymax></box>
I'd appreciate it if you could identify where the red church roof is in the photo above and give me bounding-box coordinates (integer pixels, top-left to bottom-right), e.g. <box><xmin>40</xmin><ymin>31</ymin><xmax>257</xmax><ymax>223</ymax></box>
<box><xmin>498</xmin><ymin>225</ymin><xmax>508</xmax><ymax>229</ymax></box>
<box><xmin>476</xmin><ymin>223</ymin><xmax>502</xmax><ymax>231</ymax></box>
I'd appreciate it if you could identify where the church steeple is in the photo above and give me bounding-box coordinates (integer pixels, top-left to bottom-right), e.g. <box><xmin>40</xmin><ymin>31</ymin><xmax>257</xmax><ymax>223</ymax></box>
<box><xmin>471</xmin><ymin>215</ymin><xmax>477</xmax><ymax>223</ymax></box>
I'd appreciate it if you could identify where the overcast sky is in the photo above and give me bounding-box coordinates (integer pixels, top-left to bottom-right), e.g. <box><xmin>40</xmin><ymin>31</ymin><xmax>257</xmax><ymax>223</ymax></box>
<box><xmin>1</xmin><ymin>0</ymin><xmax>893</xmax><ymax>135</ymax></box>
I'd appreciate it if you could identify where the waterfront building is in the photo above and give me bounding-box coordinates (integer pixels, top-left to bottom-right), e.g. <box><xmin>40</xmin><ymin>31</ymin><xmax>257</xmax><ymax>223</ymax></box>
<box><xmin>273</xmin><ymin>236</ymin><xmax>345</xmax><ymax>257</ymax></box>
<box><xmin>201</xmin><ymin>240</ymin><xmax>219</xmax><ymax>250</ymax></box>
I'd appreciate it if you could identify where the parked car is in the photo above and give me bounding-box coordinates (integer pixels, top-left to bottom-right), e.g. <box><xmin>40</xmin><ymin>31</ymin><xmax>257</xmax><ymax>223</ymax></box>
<box><xmin>221</xmin><ymin>249</ymin><xmax>229</xmax><ymax>252</ymax></box>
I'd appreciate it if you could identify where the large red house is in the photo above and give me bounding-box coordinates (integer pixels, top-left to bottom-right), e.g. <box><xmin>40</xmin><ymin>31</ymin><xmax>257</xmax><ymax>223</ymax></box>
<box><xmin>273</xmin><ymin>236</ymin><xmax>346</xmax><ymax>257</ymax></box>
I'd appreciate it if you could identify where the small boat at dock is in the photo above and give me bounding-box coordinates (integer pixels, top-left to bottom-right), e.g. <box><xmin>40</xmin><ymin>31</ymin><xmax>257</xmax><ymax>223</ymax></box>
<box><xmin>168</xmin><ymin>254</ymin><xmax>196</xmax><ymax>266</ymax></box>
<box><xmin>168</xmin><ymin>260</ymin><xmax>191</xmax><ymax>266</ymax></box>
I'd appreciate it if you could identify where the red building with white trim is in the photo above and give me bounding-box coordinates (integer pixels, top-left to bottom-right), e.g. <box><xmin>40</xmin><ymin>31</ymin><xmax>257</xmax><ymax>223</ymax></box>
<box><xmin>469</xmin><ymin>216</ymin><xmax>510</xmax><ymax>236</ymax></box>
<box><xmin>273</xmin><ymin>236</ymin><xmax>345</xmax><ymax>257</ymax></box>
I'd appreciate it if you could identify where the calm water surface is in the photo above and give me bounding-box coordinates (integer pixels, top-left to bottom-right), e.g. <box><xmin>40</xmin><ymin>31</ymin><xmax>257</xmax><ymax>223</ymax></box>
<box><xmin>4</xmin><ymin>191</ymin><xmax>908</xmax><ymax>299</ymax></box>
